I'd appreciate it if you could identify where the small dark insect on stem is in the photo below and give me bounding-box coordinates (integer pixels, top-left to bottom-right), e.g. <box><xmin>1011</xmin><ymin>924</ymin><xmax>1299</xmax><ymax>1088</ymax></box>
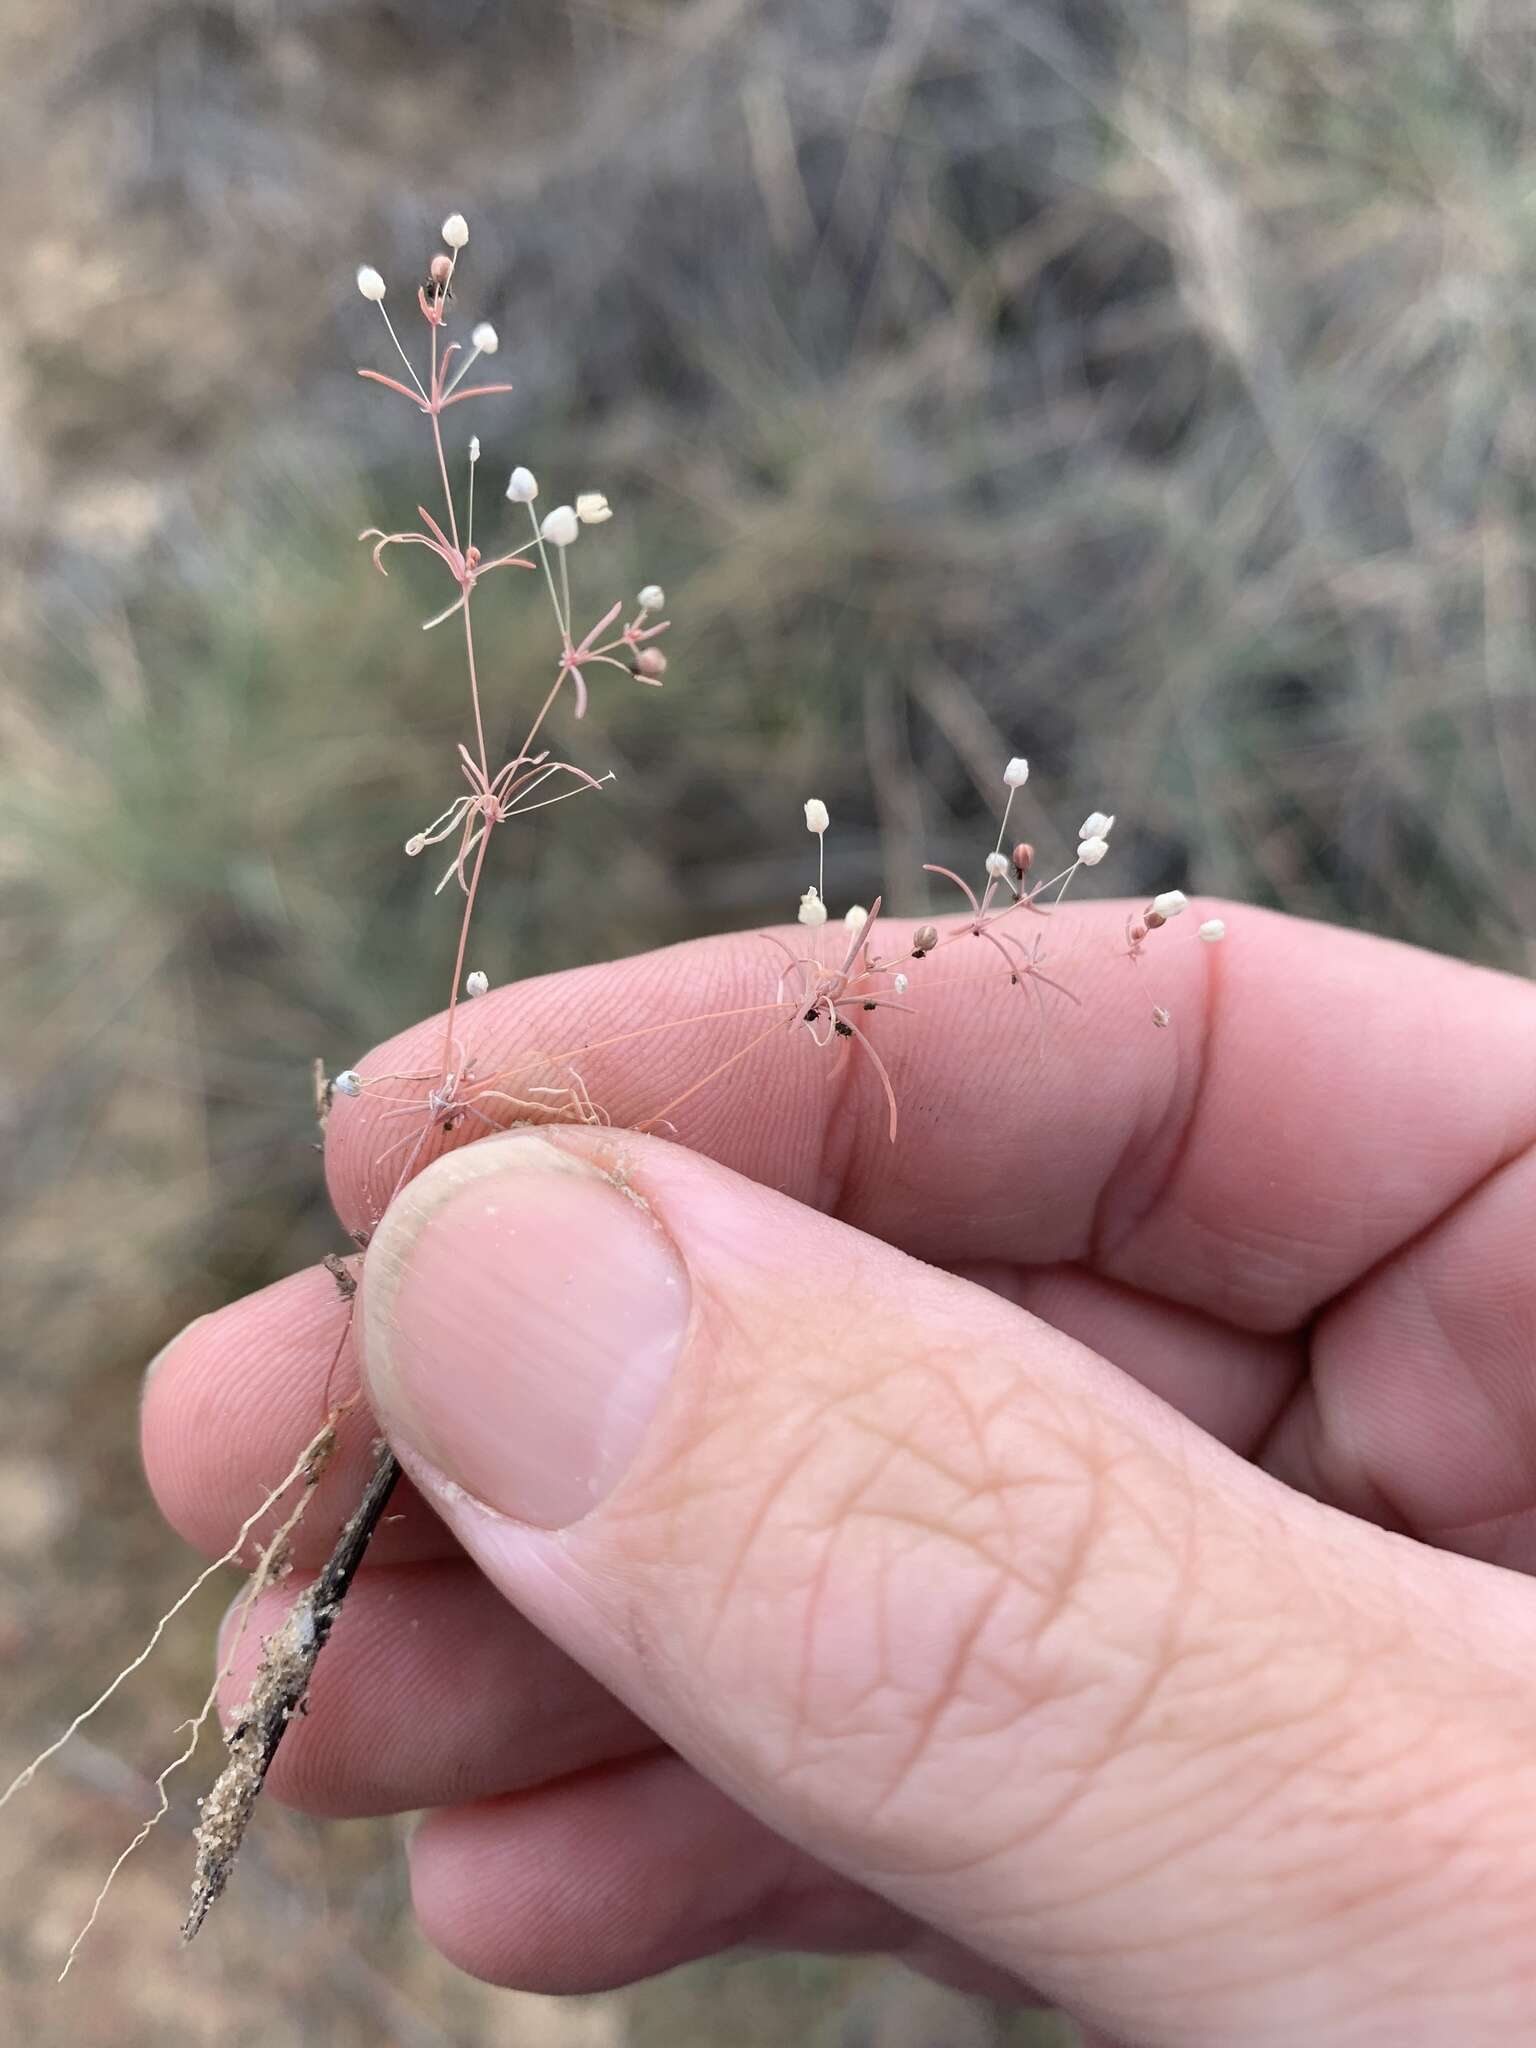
<box><xmin>181</xmin><ymin>1444</ymin><xmax>401</xmax><ymax>1941</ymax></box>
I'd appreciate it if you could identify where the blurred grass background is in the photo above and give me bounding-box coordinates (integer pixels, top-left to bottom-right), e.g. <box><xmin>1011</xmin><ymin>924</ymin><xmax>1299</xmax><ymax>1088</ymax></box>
<box><xmin>3</xmin><ymin>0</ymin><xmax>1535</xmax><ymax>2040</ymax></box>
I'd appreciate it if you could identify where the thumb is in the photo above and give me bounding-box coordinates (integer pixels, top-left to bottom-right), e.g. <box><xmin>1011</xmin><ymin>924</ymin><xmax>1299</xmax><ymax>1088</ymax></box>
<box><xmin>359</xmin><ymin>1128</ymin><xmax>1536</xmax><ymax>2046</ymax></box>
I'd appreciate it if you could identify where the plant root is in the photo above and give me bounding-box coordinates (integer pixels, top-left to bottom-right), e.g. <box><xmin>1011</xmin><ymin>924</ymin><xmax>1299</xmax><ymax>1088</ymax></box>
<box><xmin>58</xmin><ymin>1422</ymin><xmax>340</xmax><ymax>1978</ymax></box>
<box><xmin>182</xmin><ymin>1440</ymin><xmax>401</xmax><ymax>1942</ymax></box>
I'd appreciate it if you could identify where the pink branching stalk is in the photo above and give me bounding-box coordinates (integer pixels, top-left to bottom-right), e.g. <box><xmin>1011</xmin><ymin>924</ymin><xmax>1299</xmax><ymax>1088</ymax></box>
<box><xmin>351</xmin><ymin>226</ymin><xmax>673</xmax><ymax>1154</ymax></box>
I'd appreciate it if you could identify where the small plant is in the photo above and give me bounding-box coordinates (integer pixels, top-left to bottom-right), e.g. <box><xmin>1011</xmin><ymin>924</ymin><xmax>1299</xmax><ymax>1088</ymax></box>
<box><xmin>1</xmin><ymin>212</ymin><xmax>1219</xmax><ymax>1974</ymax></box>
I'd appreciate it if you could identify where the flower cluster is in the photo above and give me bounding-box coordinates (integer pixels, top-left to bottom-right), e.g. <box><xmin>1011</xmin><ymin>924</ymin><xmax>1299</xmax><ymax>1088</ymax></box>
<box><xmin>336</xmin><ymin>213</ymin><xmax>674</xmax><ymax>1169</ymax></box>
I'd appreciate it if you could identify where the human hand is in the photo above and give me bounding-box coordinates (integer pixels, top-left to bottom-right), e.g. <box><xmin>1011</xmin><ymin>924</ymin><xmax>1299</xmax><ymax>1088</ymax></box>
<box><xmin>143</xmin><ymin>904</ymin><xmax>1536</xmax><ymax>2046</ymax></box>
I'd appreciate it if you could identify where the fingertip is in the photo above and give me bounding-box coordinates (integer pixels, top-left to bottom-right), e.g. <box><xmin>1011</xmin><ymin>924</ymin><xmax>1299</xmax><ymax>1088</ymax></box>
<box><xmin>406</xmin><ymin>1759</ymin><xmax>801</xmax><ymax>1994</ymax></box>
<box><xmin>139</xmin><ymin>1265</ymin><xmax>449</xmax><ymax>1568</ymax></box>
<box><xmin>140</xmin><ymin>1267</ymin><xmax>343</xmax><ymax>1553</ymax></box>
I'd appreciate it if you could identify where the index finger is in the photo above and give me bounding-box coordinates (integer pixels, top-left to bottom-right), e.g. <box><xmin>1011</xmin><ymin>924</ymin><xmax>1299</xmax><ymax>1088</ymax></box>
<box><xmin>326</xmin><ymin>901</ymin><xmax>1536</xmax><ymax>1333</ymax></box>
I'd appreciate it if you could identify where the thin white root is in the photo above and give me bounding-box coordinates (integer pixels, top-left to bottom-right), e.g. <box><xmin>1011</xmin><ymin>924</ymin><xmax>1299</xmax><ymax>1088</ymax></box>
<box><xmin>2</xmin><ymin>1421</ymin><xmax>337</xmax><ymax>1817</ymax></box>
<box><xmin>57</xmin><ymin>1431</ymin><xmax>335</xmax><ymax>1979</ymax></box>
<box><xmin>0</xmin><ymin>1418</ymin><xmax>336</xmax><ymax>1976</ymax></box>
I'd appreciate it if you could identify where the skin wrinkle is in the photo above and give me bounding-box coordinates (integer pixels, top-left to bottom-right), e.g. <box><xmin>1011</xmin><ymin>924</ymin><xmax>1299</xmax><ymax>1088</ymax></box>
<box><xmin>696</xmin><ymin>1427</ymin><xmax>830</xmax><ymax>1661</ymax></box>
<box><xmin>683</xmin><ymin>1333</ymin><xmax>926</xmax><ymax>1662</ymax></box>
<box><xmin>849</xmin><ymin>1558</ymin><xmax>1014</xmax><ymax>1831</ymax></box>
<box><xmin>789</xmin><ymin>1499</ymin><xmax>854</xmax><ymax>1785</ymax></box>
<box><xmin>831</xmin><ymin>1411</ymin><xmax>1107</xmax><ymax>1628</ymax></box>
<box><xmin>1407</xmin><ymin>1266</ymin><xmax>1536</xmax><ymax>1506</ymax></box>
<box><xmin>831</xmin><ymin>1503</ymin><xmax>1110</xmax><ymax>1827</ymax></box>
<box><xmin>985</xmin><ymin>1546</ymin><xmax>1414</xmax><ymax>1940</ymax></box>
<box><xmin>1031</xmin><ymin>1710</ymin><xmax>1352</xmax><ymax>1939</ymax></box>
<box><xmin>1073</xmin><ymin>1456</ymin><xmax>1200</xmax><ymax>1781</ymax></box>
<box><xmin>1175</xmin><ymin>1831</ymin><xmax>1531</xmax><ymax>2021</ymax></box>
<box><xmin>1087</xmin><ymin>903</ymin><xmax>1217</xmax><ymax>1275</ymax></box>
<box><xmin>1266</xmin><ymin>1129</ymin><xmax>1536</xmax><ymax>1533</ymax></box>
<box><xmin>1027</xmin><ymin>1748</ymin><xmax>1514</xmax><ymax>2026</ymax></box>
<box><xmin>688</xmin><ymin>1364</ymin><xmax>1045</xmax><ymax>1796</ymax></box>
<box><xmin>782</xmin><ymin>1421</ymin><xmax>951</xmax><ymax>1770</ymax></box>
<box><xmin>805</xmin><ymin>931</ymin><xmax>887</xmax><ymax>1219</ymax></box>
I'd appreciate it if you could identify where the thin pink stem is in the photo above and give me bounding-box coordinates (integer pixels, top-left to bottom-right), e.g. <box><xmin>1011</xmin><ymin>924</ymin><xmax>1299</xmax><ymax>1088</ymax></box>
<box><xmin>428</xmin><ymin>329</ymin><xmax>462</xmax><ymax>559</ymax></box>
<box><xmin>515</xmin><ymin>668</ymin><xmax>570</xmax><ymax>765</ymax></box>
<box><xmin>472</xmin><ymin>1001</ymin><xmax>794</xmax><ymax>1093</ymax></box>
<box><xmin>840</xmin><ymin>1014</ymin><xmax>900</xmax><ymax>1143</ymax></box>
<box><xmin>356</xmin><ymin>368</ymin><xmax>431</xmax><ymax>409</ymax></box>
<box><xmin>441</xmin><ymin>818</ymin><xmax>492</xmax><ymax>1077</ymax></box>
<box><xmin>460</xmin><ymin>600</ymin><xmax>489</xmax><ymax>783</ymax></box>
<box><xmin>633</xmin><ymin>1022</ymin><xmax>788</xmax><ymax>1134</ymax></box>
<box><xmin>440</xmin><ymin>382</ymin><xmax>517</xmax><ymax>409</ymax></box>
<box><xmin>922</xmin><ymin>864</ymin><xmax>981</xmax><ymax>918</ymax></box>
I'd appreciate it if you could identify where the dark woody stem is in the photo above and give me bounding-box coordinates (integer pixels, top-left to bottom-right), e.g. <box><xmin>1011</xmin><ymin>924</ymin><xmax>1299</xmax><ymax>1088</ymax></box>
<box><xmin>182</xmin><ymin>1445</ymin><xmax>402</xmax><ymax>1941</ymax></box>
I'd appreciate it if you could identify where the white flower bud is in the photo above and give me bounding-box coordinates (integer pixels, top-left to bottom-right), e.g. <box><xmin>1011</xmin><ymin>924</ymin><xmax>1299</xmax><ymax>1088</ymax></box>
<box><xmin>333</xmin><ymin>1069</ymin><xmax>363</xmax><ymax>1098</ymax></box>
<box><xmin>471</xmin><ymin>321</ymin><xmax>499</xmax><ymax>354</ymax></box>
<box><xmin>576</xmin><ymin>491</ymin><xmax>613</xmax><ymax>524</ymax></box>
<box><xmin>798</xmin><ymin>887</ymin><xmax>829</xmax><ymax>927</ymax></box>
<box><xmin>468</xmin><ymin>436</ymin><xmax>480</xmax><ymax>463</ymax></box>
<box><xmin>892</xmin><ymin>972</ymin><xmax>909</xmax><ymax>995</ymax></box>
<box><xmin>1151</xmin><ymin>890</ymin><xmax>1188</xmax><ymax>919</ymax></box>
<box><xmin>1003</xmin><ymin>756</ymin><xmax>1030</xmax><ymax>788</ymax></box>
<box><xmin>1076</xmin><ymin>836</ymin><xmax>1109</xmax><ymax>866</ymax></box>
<box><xmin>1080</xmin><ymin>811</ymin><xmax>1116</xmax><ymax>840</ymax></box>
<box><xmin>465</xmin><ymin>970</ymin><xmax>490</xmax><ymax>997</ymax></box>
<box><xmin>505</xmin><ymin>465</ymin><xmax>538</xmax><ymax>503</ymax></box>
<box><xmin>441</xmin><ymin>213</ymin><xmax>469</xmax><ymax>249</ymax></box>
<box><xmin>803</xmin><ymin>798</ymin><xmax>829</xmax><ymax>835</ymax></box>
<box><xmin>540</xmin><ymin>504</ymin><xmax>580</xmax><ymax>547</ymax></box>
<box><xmin>638</xmin><ymin>584</ymin><xmax>665</xmax><ymax>611</ymax></box>
<box><xmin>984</xmin><ymin>850</ymin><xmax>1011</xmax><ymax>879</ymax></box>
<box><xmin>1197</xmin><ymin>918</ymin><xmax>1226</xmax><ymax>943</ymax></box>
<box><xmin>844</xmin><ymin>904</ymin><xmax>869</xmax><ymax>930</ymax></box>
<box><xmin>635</xmin><ymin>647</ymin><xmax>667</xmax><ymax>679</ymax></box>
<box><xmin>356</xmin><ymin>265</ymin><xmax>386</xmax><ymax>301</ymax></box>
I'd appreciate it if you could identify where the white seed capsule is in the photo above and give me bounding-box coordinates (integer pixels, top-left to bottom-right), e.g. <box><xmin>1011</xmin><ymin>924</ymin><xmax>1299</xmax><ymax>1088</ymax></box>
<box><xmin>1003</xmin><ymin>756</ymin><xmax>1030</xmax><ymax>788</ymax></box>
<box><xmin>471</xmin><ymin>321</ymin><xmax>499</xmax><ymax>354</ymax></box>
<box><xmin>1080</xmin><ymin>810</ymin><xmax>1115</xmax><ymax>840</ymax></box>
<box><xmin>638</xmin><ymin>584</ymin><xmax>665</xmax><ymax>611</ymax></box>
<box><xmin>1151</xmin><ymin>890</ymin><xmax>1188</xmax><ymax>920</ymax></box>
<box><xmin>798</xmin><ymin>888</ymin><xmax>829</xmax><ymax>927</ymax></box>
<box><xmin>540</xmin><ymin>504</ymin><xmax>580</xmax><ymax>547</ymax></box>
<box><xmin>984</xmin><ymin>850</ymin><xmax>1011</xmax><ymax>879</ymax></box>
<box><xmin>441</xmin><ymin>213</ymin><xmax>469</xmax><ymax>249</ymax></box>
<box><xmin>635</xmin><ymin>647</ymin><xmax>668</xmax><ymax>679</ymax></box>
<box><xmin>803</xmin><ymin>798</ymin><xmax>829</xmax><ymax>835</ymax></box>
<box><xmin>893</xmin><ymin>972</ymin><xmax>909</xmax><ymax>995</ymax></box>
<box><xmin>468</xmin><ymin>436</ymin><xmax>480</xmax><ymax>463</ymax></box>
<box><xmin>1077</xmin><ymin>836</ymin><xmax>1109</xmax><ymax>866</ymax></box>
<box><xmin>1197</xmin><ymin>918</ymin><xmax>1226</xmax><ymax>943</ymax></box>
<box><xmin>505</xmin><ymin>466</ymin><xmax>538</xmax><ymax>503</ymax></box>
<box><xmin>356</xmin><ymin>265</ymin><xmax>386</xmax><ymax>301</ymax></box>
<box><xmin>576</xmin><ymin>491</ymin><xmax>613</xmax><ymax>524</ymax></box>
<box><xmin>465</xmin><ymin>970</ymin><xmax>490</xmax><ymax>997</ymax></box>
<box><xmin>844</xmin><ymin>904</ymin><xmax>869</xmax><ymax>930</ymax></box>
<box><xmin>333</xmin><ymin>1070</ymin><xmax>363</xmax><ymax>1098</ymax></box>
